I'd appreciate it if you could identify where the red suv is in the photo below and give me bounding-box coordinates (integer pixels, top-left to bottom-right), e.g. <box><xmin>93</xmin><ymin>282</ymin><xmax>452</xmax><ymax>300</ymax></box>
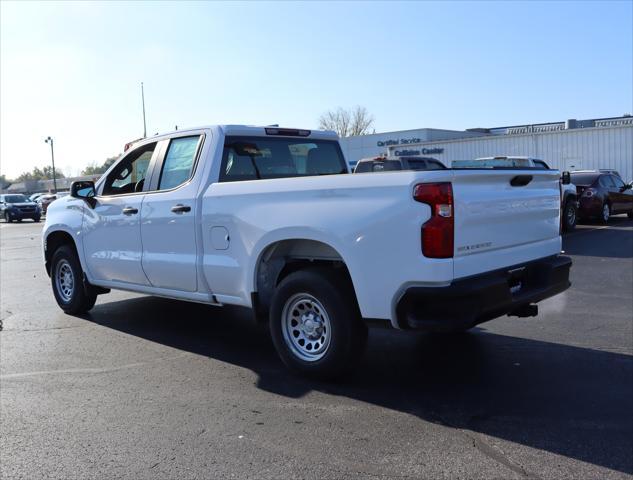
<box><xmin>571</xmin><ymin>171</ymin><xmax>633</xmax><ymax>223</ymax></box>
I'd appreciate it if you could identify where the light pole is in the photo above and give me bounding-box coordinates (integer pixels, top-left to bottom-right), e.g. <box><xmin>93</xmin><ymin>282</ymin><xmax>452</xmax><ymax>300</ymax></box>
<box><xmin>141</xmin><ymin>82</ymin><xmax>147</xmax><ymax>138</ymax></box>
<box><xmin>44</xmin><ymin>136</ymin><xmax>58</xmax><ymax>193</ymax></box>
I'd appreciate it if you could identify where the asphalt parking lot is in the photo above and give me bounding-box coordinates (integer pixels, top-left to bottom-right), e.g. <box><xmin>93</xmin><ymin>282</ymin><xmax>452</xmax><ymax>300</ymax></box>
<box><xmin>1</xmin><ymin>218</ymin><xmax>632</xmax><ymax>480</ymax></box>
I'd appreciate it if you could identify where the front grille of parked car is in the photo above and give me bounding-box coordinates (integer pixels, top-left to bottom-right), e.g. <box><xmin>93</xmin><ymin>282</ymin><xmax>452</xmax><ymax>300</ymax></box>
<box><xmin>18</xmin><ymin>207</ymin><xmax>35</xmax><ymax>212</ymax></box>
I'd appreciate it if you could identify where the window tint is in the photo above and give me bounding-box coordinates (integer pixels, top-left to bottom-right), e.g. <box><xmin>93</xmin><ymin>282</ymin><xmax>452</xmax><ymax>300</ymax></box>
<box><xmin>158</xmin><ymin>136</ymin><xmax>201</xmax><ymax>190</ymax></box>
<box><xmin>4</xmin><ymin>195</ymin><xmax>28</xmax><ymax>203</ymax></box>
<box><xmin>611</xmin><ymin>175</ymin><xmax>626</xmax><ymax>188</ymax></box>
<box><xmin>403</xmin><ymin>157</ymin><xmax>446</xmax><ymax>171</ymax></box>
<box><xmin>599</xmin><ymin>176</ymin><xmax>615</xmax><ymax>188</ymax></box>
<box><xmin>354</xmin><ymin>161</ymin><xmax>373</xmax><ymax>173</ymax></box>
<box><xmin>102</xmin><ymin>143</ymin><xmax>156</xmax><ymax>196</ymax></box>
<box><xmin>220</xmin><ymin>136</ymin><xmax>347</xmax><ymax>182</ymax></box>
<box><xmin>533</xmin><ymin>160</ymin><xmax>549</xmax><ymax>169</ymax></box>
<box><xmin>570</xmin><ymin>173</ymin><xmax>599</xmax><ymax>186</ymax></box>
<box><xmin>406</xmin><ymin>159</ymin><xmax>427</xmax><ymax>170</ymax></box>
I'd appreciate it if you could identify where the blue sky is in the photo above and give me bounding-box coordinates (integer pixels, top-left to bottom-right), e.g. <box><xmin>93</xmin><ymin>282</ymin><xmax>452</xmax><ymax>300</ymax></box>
<box><xmin>1</xmin><ymin>1</ymin><xmax>631</xmax><ymax>178</ymax></box>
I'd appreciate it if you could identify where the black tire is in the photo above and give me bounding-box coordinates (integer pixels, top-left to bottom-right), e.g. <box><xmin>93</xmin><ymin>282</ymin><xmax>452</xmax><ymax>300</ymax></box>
<box><xmin>628</xmin><ymin>211</ymin><xmax>633</xmax><ymax>219</ymax></box>
<box><xmin>269</xmin><ymin>267</ymin><xmax>367</xmax><ymax>379</ymax></box>
<box><xmin>34</xmin><ymin>217</ymin><xmax>41</xmax><ymax>223</ymax></box>
<box><xmin>562</xmin><ymin>200</ymin><xmax>577</xmax><ymax>232</ymax></box>
<box><xmin>599</xmin><ymin>202</ymin><xmax>611</xmax><ymax>224</ymax></box>
<box><xmin>50</xmin><ymin>245</ymin><xmax>97</xmax><ymax>314</ymax></box>
<box><xmin>4</xmin><ymin>212</ymin><xmax>11</xmax><ymax>223</ymax></box>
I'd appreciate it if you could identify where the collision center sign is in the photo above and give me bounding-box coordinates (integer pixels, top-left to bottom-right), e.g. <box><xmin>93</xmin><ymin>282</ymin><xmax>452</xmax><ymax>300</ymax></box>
<box><xmin>393</xmin><ymin>147</ymin><xmax>444</xmax><ymax>156</ymax></box>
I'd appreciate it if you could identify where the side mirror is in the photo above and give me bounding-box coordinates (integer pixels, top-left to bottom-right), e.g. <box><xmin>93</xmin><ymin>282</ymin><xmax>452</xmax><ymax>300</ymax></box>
<box><xmin>561</xmin><ymin>171</ymin><xmax>571</xmax><ymax>185</ymax></box>
<box><xmin>70</xmin><ymin>181</ymin><xmax>96</xmax><ymax>208</ymax></box>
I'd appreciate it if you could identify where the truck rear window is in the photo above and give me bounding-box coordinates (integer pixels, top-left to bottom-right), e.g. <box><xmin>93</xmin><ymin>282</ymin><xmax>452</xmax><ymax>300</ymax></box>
<box><xmin>220</xmin><ymin>136</ymin><xmax>347</xmax><ymax>182</ymax></box>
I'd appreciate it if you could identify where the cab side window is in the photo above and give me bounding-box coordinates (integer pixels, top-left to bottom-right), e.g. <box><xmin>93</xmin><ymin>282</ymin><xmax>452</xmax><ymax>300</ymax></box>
<box><xmin>102</xmin><ymin>143</ymin><xmax>156</xmax><ymax>196</ymax></box>
<box><xmin>157</xmin><ymin>136</ymin><xmax>201</xmax><ymax>190</ymax></box>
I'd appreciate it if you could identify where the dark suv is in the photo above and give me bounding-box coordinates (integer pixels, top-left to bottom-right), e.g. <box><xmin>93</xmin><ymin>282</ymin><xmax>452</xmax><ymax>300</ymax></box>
<box><xmin>0</xmin><ymin>194</ymin><xmax>42</xmax><ymax>223</ymax></box>
<box><xmin>570</xmin><ymin>171</ymin><xmax>633</xmax><ymax>223</ymax></box>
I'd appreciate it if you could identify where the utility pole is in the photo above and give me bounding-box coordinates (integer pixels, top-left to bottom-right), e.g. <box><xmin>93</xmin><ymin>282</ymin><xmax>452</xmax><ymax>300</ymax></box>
<box><xmin>141</xmin><ymin>82</ymin><xmax>147</xmax><ymax>138</ymax></box>
<box><xmin>44</xmin><ymin>136</ymin><xmax>58</xmax><ymax>193</ymax></box>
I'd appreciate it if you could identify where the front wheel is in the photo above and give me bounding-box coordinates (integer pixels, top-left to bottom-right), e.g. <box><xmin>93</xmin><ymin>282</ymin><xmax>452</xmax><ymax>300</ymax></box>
<box><xmin>269</xmin><ymin>267</ymin><xmax>367</xmax><ymax>379</ymax></box>
<box><xmin>600</xmin><ymin>203</ymin><xmax>611</xmax><ymax>224</ymax></box>
<box><xmin>50</xmin><ymin>245</ymin><xmax>97</xmax><ymax>314</ymax></box>
<box><xmin>562</xmin><ymin>201</ymin><xmax>577</xmax><ymax>231</ymax></box>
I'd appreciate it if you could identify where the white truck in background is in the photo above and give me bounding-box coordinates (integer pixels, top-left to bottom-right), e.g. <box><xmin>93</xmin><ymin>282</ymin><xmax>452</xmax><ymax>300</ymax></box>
<box><xmin>43</xmin><ymin>126</ymin><xmax>571</xmax><ymax>378</ymax></box>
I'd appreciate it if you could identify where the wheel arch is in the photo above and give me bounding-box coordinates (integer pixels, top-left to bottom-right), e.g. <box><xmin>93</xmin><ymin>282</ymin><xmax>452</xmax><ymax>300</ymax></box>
<box><xmin>44</xmin><ymin>229</ymin><xmax>81</xmax><ymax>276</ymax></box>
<box><xmin>251</xmin><ymin>238</ymin><xmax>358</xmax><ymax>320</ymax></box>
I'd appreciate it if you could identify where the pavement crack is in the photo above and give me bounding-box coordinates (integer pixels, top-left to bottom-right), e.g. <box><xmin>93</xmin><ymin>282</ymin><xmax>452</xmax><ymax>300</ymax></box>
<box><xmin>432</xmin><ymin>412</ymin><xmax>542</xmax><ymax>480</ymax></box>
<box><xmin>0</xmin><ymin>353</ymin><xmax>193</xmax><ymax>380</ymax></box>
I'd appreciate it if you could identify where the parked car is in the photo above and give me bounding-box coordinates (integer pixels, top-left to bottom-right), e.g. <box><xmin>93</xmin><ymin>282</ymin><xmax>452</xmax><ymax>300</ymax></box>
<box><xmin>29</xmin><ymin>193</ymin><xmax>45</xmax><ymax>203</ymax></box>
<box><xmin>43</xmin><ymin>125</ymin><xmax>571</xmax><ymax>378</ymax></box>
<box><xmin>38</xmin><ymin>195</ymin><xmax>57</xmax><ymax>215</ymax></box>
<box><xmin>453</xmin><ymin>156</ymin><xmax>579</xmax><ymax>231</ymax></box>
<box><xmin>0</xmin><ymin>194</ymin><xmax>42</xmax><ymax>223</ymax></box>
<box><xmin>38</xmin><ymin>192</ymin><xmax>69</xmax><ymax>215</ymax></box>
<box><xmin>354</xmin><ymin>156</ymin><xmax>446</xmax><ymax>173</ymax></box>
<box><xmin>571</xmin><ymin>171</ymin><xmax>633</xmax><ymax>222</ymax></box>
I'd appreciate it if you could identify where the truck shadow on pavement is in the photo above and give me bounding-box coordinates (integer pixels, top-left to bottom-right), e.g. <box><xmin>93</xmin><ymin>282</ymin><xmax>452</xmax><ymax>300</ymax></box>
<box><xmin>84</xmin><ymin>298</ymin><xmax>633</xmax><ymax>476</ymax></box>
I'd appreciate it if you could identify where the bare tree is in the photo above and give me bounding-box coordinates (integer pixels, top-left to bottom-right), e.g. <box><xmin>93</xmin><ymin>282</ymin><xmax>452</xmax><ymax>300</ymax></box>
<box><xmin>318</xmin><ymin>106</ymin><xmax>374</xmax><ymax>137</ymax></box>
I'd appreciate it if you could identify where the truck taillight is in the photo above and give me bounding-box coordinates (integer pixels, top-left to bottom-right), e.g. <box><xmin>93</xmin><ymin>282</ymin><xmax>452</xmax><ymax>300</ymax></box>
<box><xmin>414</xmin><ymin>182</ymin><xmax>454</xmax><ymax>258</ymax></box>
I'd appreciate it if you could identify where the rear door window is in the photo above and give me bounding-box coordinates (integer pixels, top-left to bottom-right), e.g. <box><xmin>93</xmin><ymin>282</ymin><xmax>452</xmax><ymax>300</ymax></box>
<box><xmin>157</xmin><ymin>136</ymin><xmax>201</xmax><ymax>190</ymax></box>
<box><xmin>220</xmin><ymin>136</ymin><xmax>347</xmax><ymax>182</ymax></box>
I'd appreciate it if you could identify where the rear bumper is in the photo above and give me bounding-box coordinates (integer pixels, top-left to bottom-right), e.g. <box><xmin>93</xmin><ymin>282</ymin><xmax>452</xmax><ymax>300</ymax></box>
<box><xmin>396</xmin><ymin>255</ymin><xmax>572</xmax><ymax>331</ymax></box>
<box><xmin>578</xmin><ymin>197</ymin><xmax>603</xmax><ymax>217</ymax></box>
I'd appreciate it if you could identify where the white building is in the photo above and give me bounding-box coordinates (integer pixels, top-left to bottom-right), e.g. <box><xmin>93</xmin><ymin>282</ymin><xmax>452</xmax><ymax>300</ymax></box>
<box><xmin>338</xmin><ymin>115</ymin><xmax>633</xmax><ymax>180</ymax></box>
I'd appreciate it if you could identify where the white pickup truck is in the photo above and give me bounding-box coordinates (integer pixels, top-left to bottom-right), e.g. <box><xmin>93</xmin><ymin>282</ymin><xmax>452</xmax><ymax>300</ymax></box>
<box><xmin>44</xmin><ymin>126</ymin><xmax>571</xmax><ymax>378</ymax></box>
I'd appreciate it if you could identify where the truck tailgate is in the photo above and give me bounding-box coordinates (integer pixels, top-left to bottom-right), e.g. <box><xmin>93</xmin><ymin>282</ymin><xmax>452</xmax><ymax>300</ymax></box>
<box><xmin>451</xmin><ymin>169</ymin><xmax>562</xmax><ymax>279</ymax></box>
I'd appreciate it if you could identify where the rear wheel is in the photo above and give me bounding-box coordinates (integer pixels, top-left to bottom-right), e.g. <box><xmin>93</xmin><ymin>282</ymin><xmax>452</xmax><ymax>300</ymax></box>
<box><xmin>34</xmin><ymin>216</ymin><xmax>41</xmax><ymax>223</ymax></box>
<box><xmin>562</xmin><ymin>200</ymin><xmax>577</xmax><ymax>231</ymax></box>
<box><xmin>51</xmin><ymin>245</ymin><xmax>97</xmax><ymax>314</ymax></box>
<box><xmin>600</xmin><ymin>203</ymin><xmax>611</xmax><ymax>224</ymax></box>
<box><xmin>269</xmin><ymin>267</ymin><xmax>367</xmax><ymax>379</ymax></box>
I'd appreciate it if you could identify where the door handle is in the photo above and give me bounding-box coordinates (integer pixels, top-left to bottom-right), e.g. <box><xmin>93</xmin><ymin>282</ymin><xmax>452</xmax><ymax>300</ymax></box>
<box><xmin>171</xmin><ymin>204</ymin><xmax>191</xmax><ymax>213</ymax></box>
<box><xmin>122</xmin><ymin>207</ymin><xmax>138</xmax><ymax>215</ymax></box>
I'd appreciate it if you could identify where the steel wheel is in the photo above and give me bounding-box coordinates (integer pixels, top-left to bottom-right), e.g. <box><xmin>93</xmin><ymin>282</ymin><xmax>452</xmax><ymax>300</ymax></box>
<box><xmin>54</xmin><ymin>259</ymin><xmax>75</xmax><ymax>303</ymax></box>
<box><xmin>281</xmin><ymin>293</ymin><xmax>331</xmax><ymax>362</ymax></box>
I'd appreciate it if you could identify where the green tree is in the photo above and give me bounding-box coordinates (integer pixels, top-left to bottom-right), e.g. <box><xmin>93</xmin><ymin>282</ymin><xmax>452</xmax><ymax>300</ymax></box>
<box><xmin>82</xmin><ymin>156</ymin><xmax>118</xmax><ymax>176</ymax></box>
<box><xmin>14</xmin><ymin>166</ymin><xmax>65</xmax><ymax>182</ymax></box>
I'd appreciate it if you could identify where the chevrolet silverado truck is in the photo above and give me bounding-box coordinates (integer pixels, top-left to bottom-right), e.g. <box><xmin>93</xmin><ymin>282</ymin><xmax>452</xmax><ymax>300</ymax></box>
<box><xmin>453</xmin><ymin>156</ymin><xmax>578</xmax><ymax>232</ymax></box>
<box><xmin>43</xmin><ymin>126</ymin><xmax>571</xmax><ymax>378</ymax></box>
